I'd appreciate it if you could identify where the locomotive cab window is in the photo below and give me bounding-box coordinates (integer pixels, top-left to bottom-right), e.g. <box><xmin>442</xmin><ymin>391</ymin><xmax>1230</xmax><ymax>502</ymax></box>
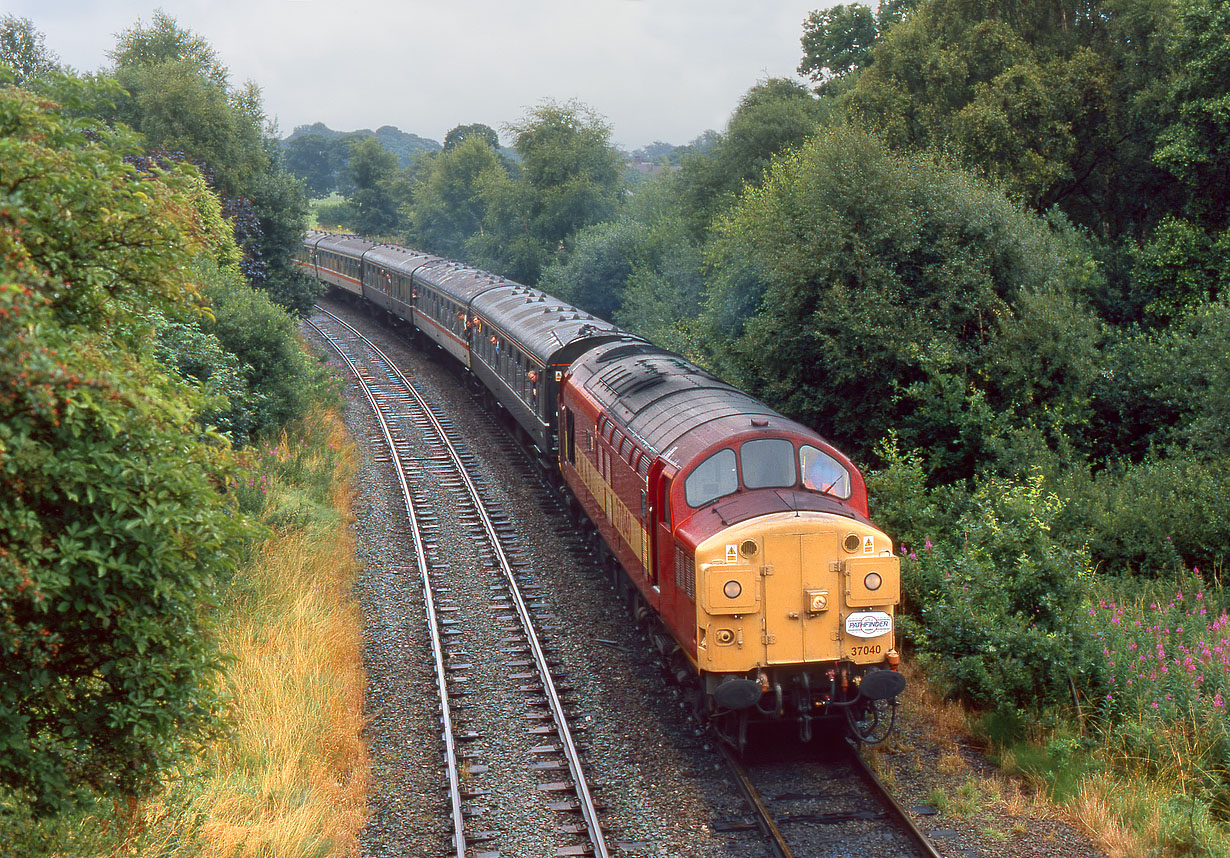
<box><xmin>684</xmin><ymin>448</ymin><xmax>738</xmax><ymax>508</ymax></box>
<box><xmin>741</xmin><ymin>438</ymin><xmax>797</xmax><ymax>489</ymax></box>
<box><xmin>800</xmin><ymin>445</ymin><xmax>851</xmax><ymax>499</ymax></box>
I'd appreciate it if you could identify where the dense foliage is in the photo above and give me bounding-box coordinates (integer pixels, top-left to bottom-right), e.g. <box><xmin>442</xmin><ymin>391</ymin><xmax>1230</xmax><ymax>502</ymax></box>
<box><xmin>1</xmin><ymin>15</ymin><xmax>336</xmax><ymax>824</ymax></box>
<box><xmin>704</xmin><ymin>126</ymin><xmax>1102</xmax><ymax>483</ymax></box>
<box><xmin>283</xmin><ymin>122</ymin><xmax>441</xmax><ymax>196</ymax></box>
<box><xmin>104</xmin><ymin>11</ymin><xmax>317</xmax><ymax>315</ymax></box>
<box><xmin>0</xmin><ymin>81</ymin><xmax>251</xmax><ymax>812</ymax></box>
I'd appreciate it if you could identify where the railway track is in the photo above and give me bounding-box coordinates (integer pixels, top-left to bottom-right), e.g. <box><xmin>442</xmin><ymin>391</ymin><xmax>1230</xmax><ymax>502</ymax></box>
<box><xmin>716</xmin><ymin>728</ymin><xmax>944</xmax><ymax>858</ymax></box>
<box><xmin>308</xmin><ymin>308</ymin><xmax>609</xmax><ymax>858</ymax></box>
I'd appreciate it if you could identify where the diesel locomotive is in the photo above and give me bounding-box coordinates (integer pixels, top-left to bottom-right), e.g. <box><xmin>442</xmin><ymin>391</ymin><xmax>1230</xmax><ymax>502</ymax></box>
<box><xmin>298</xmin><ymin>230</ymin><xmax>906</xmax><ymax>748</ymax></box>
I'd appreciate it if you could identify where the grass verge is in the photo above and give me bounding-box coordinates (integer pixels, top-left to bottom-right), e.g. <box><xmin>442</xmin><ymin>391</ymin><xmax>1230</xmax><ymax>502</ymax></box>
<box><xmin>5</xmin><ymin>409</ymin><xmax>368</xmax><ymax>857</ymax></box>
<box><xmin>888</xmin><ymin>569</ymin><xmax>1230</xmax><ymax>858</ymax></box>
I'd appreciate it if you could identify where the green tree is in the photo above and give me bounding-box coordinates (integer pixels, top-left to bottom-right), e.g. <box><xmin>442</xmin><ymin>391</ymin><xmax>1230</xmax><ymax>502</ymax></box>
<box><xmin>407</xmin><ymin>134</ymin><xmax>506</xmax><ymax>258</ymax></box>
<box><xmin>346</xmin><ymin>135</ymin><xmax>401</xmax><ymax>236</ymax></box>
<box><xmin>538</xmin><ymin>174</ymin><xmax>706</xmax><ymax>347</ymax></box>
<box><xmin>443</xmin><ymin>122</ymin><xmax>500</xmax><ymax>152</ymax></box>
<box><xmin>798</xmin><ymin>4</ymin><xmax>879</xmax><ymax>84</ymax></box>
<box><xmin>283</xmin><ymin>131</ymin><xmax>343</xmax><ymax>196</ymax></box>
<box><xmin>1153</xmin><ymin>0</ymin><xmax>1230</xmax><ymax>231</ymax></box>
<box><xmin>470</xmin><ymin>100</ymin><xmax>622</xmax><ymax>282</ymax></box>
<box><xmin>107</xmin><ymin>13</ymin><xmax>312</xmax><ymax>311</ymax></box>
<box><xmin>874</xmin><ymin>462</ymin><xmax>1097</xmax><ymax>711</ymax></box>
<box><xmin>1129</xmin><ymin>216</ymin><xmax>1230</xmax><ymax>327</ymax></box>
<box><xmin>0</xmin><ymin>80</ymin><xmax>252</xmax><ymax>814</ymax></box>
<box><xmin>154</xmin><ymin>312</ymin><xmax>255</xmax><ymax>443</ymax></box>
<box><xmin>109</xmin><ymin>13</ymin><xmax>262</xmax><ymax>196</ymax></box>
<box><xmin>675</xmin><ymin>79</ymin><xmax>828</xmax><ymax>238</ymax></box>
<box><xmin>0</xmin><ymin>15</ymin><xmax>59</xmax><ymax>86</ymax></box>
<box><xmin>703</xmin><ymin>125</ymin><xmax>1102</xmax><ymax>481</ymax></box>
<box><xmin>201</xmin><ymin>265</ymin><xmax>332</xmax><ymax>437</ymax></box>
<box><xmin>842</xmin><ymin>0</ymin><xmax>1178</xmax><ymax>239</ymax></box>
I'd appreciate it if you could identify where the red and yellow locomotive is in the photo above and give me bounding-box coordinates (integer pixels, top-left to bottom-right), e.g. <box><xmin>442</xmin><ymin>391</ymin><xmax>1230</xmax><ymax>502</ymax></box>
<box><xmin>558</xmin><ymin>341</ymin><xmax>904</xmax><ymax>747</ymax></box>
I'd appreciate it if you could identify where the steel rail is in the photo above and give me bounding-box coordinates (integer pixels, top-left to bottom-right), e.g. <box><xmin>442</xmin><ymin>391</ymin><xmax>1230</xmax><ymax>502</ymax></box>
<box><xmin>313</xmin><ymin>309</ymin><xmax>610</xmax><ymax>858</ymax></box>
<box><xmin>716</xmin><ymin>730</ymin><xmax>944</xmax><ymax>858</ymax></box>
<box><xmin>306</xmin><ymin>316</ymin><xmax>467</xmax><ymax>858</ymax></box>
<box><xmin>845</xmin><ymin>740</ymin><xmax>945</xmax><ymax>858</ymax></box>
<box><xmin>714</xmin><ymin>740</ymin><xmax>795</xmax><ymax>858</ymax></box>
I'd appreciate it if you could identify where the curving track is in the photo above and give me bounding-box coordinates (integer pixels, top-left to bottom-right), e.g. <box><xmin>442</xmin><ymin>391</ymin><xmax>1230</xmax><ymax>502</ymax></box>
<box><xmin>308</xmin><ymin>308</ymin><xmax>609</xmax><ymax>858</ymax></box>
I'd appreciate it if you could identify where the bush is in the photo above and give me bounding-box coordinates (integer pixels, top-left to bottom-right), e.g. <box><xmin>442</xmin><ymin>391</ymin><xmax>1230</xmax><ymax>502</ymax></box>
<box><xmin>868</xmin><ymin>446</ymin><xmax>1099</xmax><ymax>712</ymax></box>
<box><xmin>0</xmin><ymin>281</ymin><xmax>252</xmax><ymax>813</ymax></box>
<box><xmin>155</xmin><ymin>314</ymin><xmax>257</xmax><ymax>444</ymax></box>
<box><xmin>1057</xmin><ymin>455</ymin><xmax>1230</xmax><ymax>576</ymax></box>
<box><xmin>313</xmin><ymin>196</ymin><xmax>356</xmax><ymax>231</ymax></box>
<box><xmin>201</xmin><ymin>266</ymin><xmax>336</xmax><ymax>440</ymax></box>
<box><xmin>0</xmin><ymin>79</ymin><xmax>257</xmax><ymax>815</ymax></box>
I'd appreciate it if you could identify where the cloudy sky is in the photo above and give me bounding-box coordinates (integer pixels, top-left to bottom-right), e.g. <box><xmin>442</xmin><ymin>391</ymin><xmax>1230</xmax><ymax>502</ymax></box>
<box><xmin>8</xmin><ymin>0</ymin><xmax>829</xmax><ymax>149</ymax></box>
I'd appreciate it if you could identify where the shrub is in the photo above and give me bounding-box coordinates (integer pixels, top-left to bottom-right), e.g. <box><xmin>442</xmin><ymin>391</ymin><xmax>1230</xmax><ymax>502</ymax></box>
<box><xmin>0</xmin><ymin>280</ymin><xmax>253</xmax><ymax>813</ymax></box>
<box><xmin>201</xmin><ymin>266</ymin><xmax>336</xmax><ymax>440</ymax></box>
<box><xmin>1057</xmin><ymin>455</ymin><xmax>1230</xmax><ymax>576</ymax></box>
<box><xmin>869</xmin><ymin>448</ymin><xmax>1098</xmax><ymax>713</ymax></box>
<box><xmin>154</xmin><ymin>315</ymin><xmax>257</xmax><ymax>444</ymax></box>
<box><xmin>313</xmin><ymin>196</ymin><xmax>356</xmax><ymax>232</ymax></box>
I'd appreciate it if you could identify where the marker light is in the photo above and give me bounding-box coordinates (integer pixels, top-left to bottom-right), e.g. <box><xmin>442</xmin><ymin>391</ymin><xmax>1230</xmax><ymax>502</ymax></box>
<box><xmin>723</xmin><ymin>580</ymin><xmax>742</xmax><ymax>599</ymax></box>
<box><xmin>864</xmin><ymin>572</ymin><xmax>883</xmax><ymax>591</ymax></box>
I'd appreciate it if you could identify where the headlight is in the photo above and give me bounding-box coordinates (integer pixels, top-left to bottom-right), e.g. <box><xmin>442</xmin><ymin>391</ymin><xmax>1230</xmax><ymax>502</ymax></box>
<box><xmin>864</xmin><ymin>572</ymin><xmax>883</xmax><ymax>591</ymax></box>
<box><xmin>723</xmin><ymin>580</ymin><xmax>742</xmax><ymax>599</ymax></box>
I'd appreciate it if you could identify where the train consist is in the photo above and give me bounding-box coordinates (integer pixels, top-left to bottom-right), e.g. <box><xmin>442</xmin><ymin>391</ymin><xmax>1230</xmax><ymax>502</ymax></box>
<box><xmin>298</xmin><ymin>231</ymin><xmax>906</xmax><ymax>747</ymax></box>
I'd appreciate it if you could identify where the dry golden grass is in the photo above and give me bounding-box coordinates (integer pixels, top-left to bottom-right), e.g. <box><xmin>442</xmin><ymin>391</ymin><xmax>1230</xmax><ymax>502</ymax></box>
<box><xmin>130</xmin><ymin>416</ymin><xmax>368</xmax><ymax>857</ymax></box>
<box><xmin>938</xmin><ymin>749</ymin><xmax>968</xmax><ymax>776</ymax></box>
<box><xmin>898</xmin><ymin>658</ymin><xmax>969</xmax><ymax>752</ymax></box>
<box><xmin>1072</xmin><ymin>778</ymin><xmax>1151</xmax><ymax>858</ymax></box>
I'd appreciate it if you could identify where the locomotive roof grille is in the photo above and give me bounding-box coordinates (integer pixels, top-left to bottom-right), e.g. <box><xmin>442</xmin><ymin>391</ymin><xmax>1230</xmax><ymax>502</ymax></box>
<box><xmin>603</xmin><ymin>362</ymin><xmax>666</xmax><ymax>396</ymax></box>
<box><xmin>596</xmin><ymin>343</ymin><xmax>658</xmax><ymax>364</ymax></box>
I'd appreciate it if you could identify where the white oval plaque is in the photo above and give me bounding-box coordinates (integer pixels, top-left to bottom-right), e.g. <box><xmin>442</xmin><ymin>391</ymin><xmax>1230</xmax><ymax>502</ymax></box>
<box><xmin>845</xmin><ymin>611</ymin><xmax>893</xmax><ymax>639</ymax></box>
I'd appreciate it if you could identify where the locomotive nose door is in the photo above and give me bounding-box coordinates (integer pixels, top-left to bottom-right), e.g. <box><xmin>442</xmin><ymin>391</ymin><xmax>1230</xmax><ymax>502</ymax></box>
<box><xmin>761</xmin><ymin>530</ymin><xmax>840</xmax><ymax>664</ymax></box>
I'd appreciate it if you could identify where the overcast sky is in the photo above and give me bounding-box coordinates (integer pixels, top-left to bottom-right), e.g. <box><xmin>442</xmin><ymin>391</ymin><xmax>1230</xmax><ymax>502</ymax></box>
<box><xmin>8</xmin><ymin>0</ymin><xmax>830</xmax><ymax>149</ymax></box>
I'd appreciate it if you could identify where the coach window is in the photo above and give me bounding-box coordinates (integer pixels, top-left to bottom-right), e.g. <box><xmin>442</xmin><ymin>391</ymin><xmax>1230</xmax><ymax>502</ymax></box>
<box><xmin>800</xmin><ymin>445</ymin><xmax>852</xmax><ymax>499</ymax></box>
<box><xmin>741</xmin><ymin>438</ymin><xmax>797</xmax><ymax>489</ymax></box>
<box><xmin>684</xmin><ymin>448</ymin><xmax>738</xmax><ymax>508</ymax></box>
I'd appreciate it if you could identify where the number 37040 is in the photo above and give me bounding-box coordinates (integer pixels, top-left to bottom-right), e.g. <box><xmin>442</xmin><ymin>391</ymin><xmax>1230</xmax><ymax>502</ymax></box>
<box><xmin>849</xmin><ymin>644</ymin><xmax>882</xmax><ymax>656</ymax></box>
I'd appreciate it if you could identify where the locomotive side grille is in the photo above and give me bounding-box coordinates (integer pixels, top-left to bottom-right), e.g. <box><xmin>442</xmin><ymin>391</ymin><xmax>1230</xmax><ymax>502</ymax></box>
<box><xmin>675</xmin><ymin>547</ymin><xmax>696</xmax><ymax>600</ymax></box>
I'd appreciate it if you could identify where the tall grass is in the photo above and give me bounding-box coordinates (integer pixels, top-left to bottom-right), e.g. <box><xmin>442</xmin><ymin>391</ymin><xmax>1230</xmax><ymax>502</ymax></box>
<box><xmin>10</xmin><ymin>411</ymin><xmax>369</xmax><ymax>857</ymax></box>
<box><xmin>144</xmin><ymin>530</ymin><xmax>368</xmax><ymax>856</ymax></box>
<box><xmin>146</xmin><ymin>411</ymin><xmax>367</xmax><ymax>856</ymax></box>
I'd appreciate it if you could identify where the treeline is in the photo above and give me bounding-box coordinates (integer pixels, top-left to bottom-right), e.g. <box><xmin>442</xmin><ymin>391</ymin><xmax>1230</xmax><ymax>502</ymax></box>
<box><xmin>282</xmin><ymin>122</ymin><xmax>441</xmax><ymax>196</ymax></box>
<box><xmin>319</xmin><ymin>0</ymin><xmax>1228</xmax><ymax>579</ymax></box>
<box><xmin>0</xmin><ymin>11</ymin><xmax>333</xmax><ymax>833</ymax></box>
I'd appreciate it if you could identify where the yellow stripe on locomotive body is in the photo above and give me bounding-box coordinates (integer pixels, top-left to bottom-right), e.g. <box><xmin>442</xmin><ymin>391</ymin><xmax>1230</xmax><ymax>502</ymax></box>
<box><xmin>693</xmin><ymin>512</ymin><xmax>899</xmax><ymax>674</ymax></box>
